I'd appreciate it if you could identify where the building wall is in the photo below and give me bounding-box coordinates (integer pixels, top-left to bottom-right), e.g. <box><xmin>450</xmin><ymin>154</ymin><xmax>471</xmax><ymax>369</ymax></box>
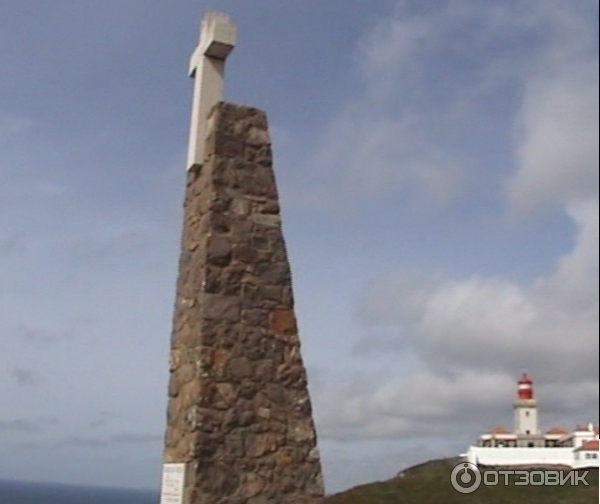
<box><xmin>573</xmin><ymin>451</ymin><xmax>600</xmax><ymax>470</ymax></box>
<box><xmin>514</xmin><ymin>400</ymin><xmax>540</xmax><ymax>435</ymax></box>
<box><xmin>515</xmin><ymin>435</ymin><xmax>546</xmax><ymax>448</ymax></box>
<box><xmin>467</xmin><ymin>447</ymin><xmax>574</xmax><ymax>467</ymax></box>
<box><xmin>572</xmin><ymin>432</ymin><xmax>598</xmax><ymax>449</ymax></box>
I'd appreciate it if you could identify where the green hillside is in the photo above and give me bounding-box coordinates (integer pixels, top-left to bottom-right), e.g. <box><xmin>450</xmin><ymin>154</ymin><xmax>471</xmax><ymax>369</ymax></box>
<box><xmin>326</xmin><ymin>459</ymin><xmax>599</xmax><ymax>504</ymax></box>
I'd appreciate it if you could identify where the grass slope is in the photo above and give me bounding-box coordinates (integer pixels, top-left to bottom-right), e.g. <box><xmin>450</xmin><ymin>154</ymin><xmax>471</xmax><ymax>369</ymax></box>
<box><xmin>326</xmin><ymin>459</ymin><xmax>599</xmax><ymax>504</ymax></box>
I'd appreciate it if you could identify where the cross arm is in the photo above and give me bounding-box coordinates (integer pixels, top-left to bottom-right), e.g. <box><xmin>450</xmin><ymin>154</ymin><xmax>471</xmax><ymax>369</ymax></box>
<box><xmin>189</xmin><ymin>12</ymin><xmax>237</xmax><ymax>78</ymax></box>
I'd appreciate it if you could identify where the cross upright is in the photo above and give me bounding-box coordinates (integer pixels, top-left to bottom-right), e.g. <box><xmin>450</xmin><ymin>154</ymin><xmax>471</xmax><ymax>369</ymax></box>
<box><xmin>186</xmin><ymin>12</ymin><xmax>237</xmax><ymax>170</ymax></box>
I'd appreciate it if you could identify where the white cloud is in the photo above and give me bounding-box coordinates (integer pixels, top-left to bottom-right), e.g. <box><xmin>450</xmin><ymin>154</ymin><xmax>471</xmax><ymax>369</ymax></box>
<box><xmin>310</xmin><ymin>0</ymin><xmax>599</xmax><ymax>462</ymax></box>
<box><xmin>316</xmin><ymin>370</ymin><xmax>514</xmax><ymax>440</ymax></box>
<box><xmin>508</xmin><ymin>15</ymin><xmax>599</xmax><ymax>212</ymax></box>
<box><xmin>316</xmin><ymin>198</ymin><xmax>599</xmax><ymax>445</ymax></box>
<box><xmin>298</xmin><ymin>2</ymin><xmax>479</xmax><ymax>210</ymax></box>
<box><xmin>290</xmin><ymin>0</ymin><xmax>598</xmax><ymax>218</ymax></box>
<box><xmin>542</xmin><ymin>199</ymin><xmax>599</xmax><ymax>305</ymax></box>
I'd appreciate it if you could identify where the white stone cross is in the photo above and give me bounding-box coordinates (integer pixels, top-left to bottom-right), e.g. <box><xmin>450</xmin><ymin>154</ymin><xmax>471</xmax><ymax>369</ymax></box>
<box><xmin>186</xmin><ymin>12</ymin><xmax>237</xmax><ymax>170</ymax></box>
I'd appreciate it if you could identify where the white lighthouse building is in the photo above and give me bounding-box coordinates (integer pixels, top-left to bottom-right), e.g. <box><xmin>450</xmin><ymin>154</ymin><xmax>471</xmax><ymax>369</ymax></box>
<box><xmin>514</xmin><ymin>373</ymin><xmax>540</xmax><ymax>437</ymax></box>
<box><xmin>464</xmin><ymin>374</ymin><xmax>599</xmax><ymax>468</ymax></box>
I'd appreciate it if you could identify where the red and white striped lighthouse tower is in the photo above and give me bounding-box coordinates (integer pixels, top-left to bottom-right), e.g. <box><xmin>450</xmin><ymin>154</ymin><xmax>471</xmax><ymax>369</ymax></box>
<box><xmin>514</xmin><ymin>372</ymin><xmax>540</xmax><ymax>436</ymax></box>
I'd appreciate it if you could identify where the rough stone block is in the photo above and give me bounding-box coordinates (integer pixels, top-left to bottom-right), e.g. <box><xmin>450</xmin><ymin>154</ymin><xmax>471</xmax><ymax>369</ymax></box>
<box><xmin>203</xmin><ymin>294</ymin><xmax>241</xmax><ymax>322</ymax></box>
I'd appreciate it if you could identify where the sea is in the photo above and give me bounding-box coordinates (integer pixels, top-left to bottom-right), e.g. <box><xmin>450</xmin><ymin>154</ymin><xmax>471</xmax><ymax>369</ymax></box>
<box><xmin>0</xmin><ymin>480</ymin><xmax>159</xmax><ymax>504</ymax></box>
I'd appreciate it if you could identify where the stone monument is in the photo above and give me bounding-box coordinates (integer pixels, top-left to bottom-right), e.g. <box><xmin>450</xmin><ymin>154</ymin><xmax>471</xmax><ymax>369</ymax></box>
<box><xmin>160</xmin><ymin>12</ymin><xmax>325</xmax><ymax>504</ymax></box>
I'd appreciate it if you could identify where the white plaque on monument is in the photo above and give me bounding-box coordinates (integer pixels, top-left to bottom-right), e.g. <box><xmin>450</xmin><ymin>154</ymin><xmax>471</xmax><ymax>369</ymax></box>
<box><xmin>160</xmin><ymin>463</ymin><xmax>186</xmax><ymax>504</ymax></box>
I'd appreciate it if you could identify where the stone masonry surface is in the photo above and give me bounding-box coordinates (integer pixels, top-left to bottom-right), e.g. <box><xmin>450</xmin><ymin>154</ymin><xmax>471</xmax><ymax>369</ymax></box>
<box><xmin>163</xmin><ymin>102</ymin><xmax>325</xmax><ymax>504</ymax></box>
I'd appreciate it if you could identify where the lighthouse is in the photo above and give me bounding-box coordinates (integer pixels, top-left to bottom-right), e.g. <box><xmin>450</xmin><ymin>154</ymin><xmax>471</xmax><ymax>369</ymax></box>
<box><xmin>514</xmin><ymin>373</ymin><xmax>541</xmax><ymax>438</ymax></box>
<box><xmin>465</xmin><ymin>372</ymin><xmax>599</xmax><ymax>467</ymax></box>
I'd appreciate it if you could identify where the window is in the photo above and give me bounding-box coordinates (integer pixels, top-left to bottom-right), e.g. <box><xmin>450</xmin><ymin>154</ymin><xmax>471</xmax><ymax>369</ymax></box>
<box><xmin>528</xmin><ymin>442</ymin><xmax>535</xmax><ymax>448</ymax></box>
<box><xmin>526</xmin><ymin>430</ymin><xmax>531</xmax><ymax>435</ymax></box>
<box><xmin>526</xmin><ymin>411</ymin><xmax>530</xmax><ymax>417</ymax></box>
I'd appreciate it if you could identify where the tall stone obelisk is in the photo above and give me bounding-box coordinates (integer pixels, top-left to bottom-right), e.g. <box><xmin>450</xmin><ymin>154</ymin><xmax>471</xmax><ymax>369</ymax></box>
<box><xmin>160</xmin><ymin>12</ymin><xmax>325</xmax><ymax>504</ymax></box>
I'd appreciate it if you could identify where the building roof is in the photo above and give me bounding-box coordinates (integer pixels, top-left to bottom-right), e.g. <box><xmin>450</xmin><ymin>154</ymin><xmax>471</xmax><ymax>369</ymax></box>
<box><xmin>546</xmin><ymin>427</ymin><xmax>570</xmax><ymax>435</ymax></box>
<box><xmin>490</xmin><ymin>427</ymin><xmax>513</xmax><ymax>435</ymax></box>
<box><xmin>575</xmin><ymin>424</ymin><xmax>598</xmax><ymax>433</ymax></box>
<box><xmin>575</xmin><ymin>440</ymin><xmax>599</xmax><ymax>452</ymax></box>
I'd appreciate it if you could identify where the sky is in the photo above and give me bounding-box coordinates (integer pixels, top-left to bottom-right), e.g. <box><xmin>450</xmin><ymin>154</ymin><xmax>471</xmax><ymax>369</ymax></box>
<box><xmin>0</xmin><ymin>0</ymin><xmax>598</xmax><ymax>495</ymax></box>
